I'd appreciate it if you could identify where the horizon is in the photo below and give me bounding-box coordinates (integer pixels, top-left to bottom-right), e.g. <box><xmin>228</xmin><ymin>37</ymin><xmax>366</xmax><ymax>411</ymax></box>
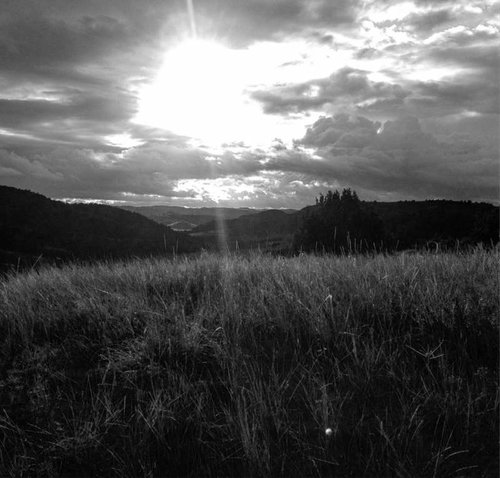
<box><xmin>56</xmin><ymin>191</ymin><xmax>500</xmax><ymax>209</ymax></box>
<box><xmin>0</xmin><ymin>0</ymin><xmax>498</xmax><ymax>207</ymax></box>
<box><xmin>3</xmin><ymin>184</ymin><xmax>498</xmax><ymax>210</ymax></box>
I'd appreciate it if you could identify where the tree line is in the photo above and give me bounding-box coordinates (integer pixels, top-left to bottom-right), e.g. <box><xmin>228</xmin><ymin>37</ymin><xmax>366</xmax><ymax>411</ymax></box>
<box><xmin>293</xmin><ymin>189</ymin><xmax>499</xmax><ymax>253</ymax></box>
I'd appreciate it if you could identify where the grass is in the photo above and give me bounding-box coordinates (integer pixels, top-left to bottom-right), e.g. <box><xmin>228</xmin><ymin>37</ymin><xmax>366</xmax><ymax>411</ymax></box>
<box><xmin>0</xmin><ymin>249</ymin><xmax>498</xmax><ymax>477</ymax></box>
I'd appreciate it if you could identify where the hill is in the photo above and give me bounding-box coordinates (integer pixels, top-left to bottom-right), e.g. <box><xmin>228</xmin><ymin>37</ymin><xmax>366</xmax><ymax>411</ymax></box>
<box><xmin>192</xmin><ymin>198</ymin><xmax>498</xmax><ymax>252</ymax></box>
<box><xmin>119</xmin><ymin>205</ymin><xmax>273</xmax><ymax>231</ymax></box>
<box><xmin>2</xmin><ymin>185</ymin><xmax>496</xmax><ymax>268</ymax></box>
<box><xmin>192</xmin><ymin>208</ymin><xmax>305</xmax><ymax>251</ymax></box>
<box><xmin>0</xmin><ymin>186</ymin><xmax>198</xmax><ymax>271</ymax></box>
<box><xmin>369</xmin><ymin>199</ymin><xmax>499</xmax><ymax>249</ymax></box>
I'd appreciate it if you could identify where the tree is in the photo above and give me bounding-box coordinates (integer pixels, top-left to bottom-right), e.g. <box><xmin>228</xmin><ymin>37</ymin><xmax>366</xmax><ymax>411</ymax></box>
<box><xmin>294</xmin><ymin>188</ymin><xmax>384</xmax><ymax>253</ymax></box>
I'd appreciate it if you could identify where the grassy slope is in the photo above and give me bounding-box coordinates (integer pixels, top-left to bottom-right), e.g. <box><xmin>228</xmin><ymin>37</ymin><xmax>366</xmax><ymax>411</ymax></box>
<box><xmin>0</xmin><ymin>251</ymin><xmax>498</xmax><ymax>477</ymax></box>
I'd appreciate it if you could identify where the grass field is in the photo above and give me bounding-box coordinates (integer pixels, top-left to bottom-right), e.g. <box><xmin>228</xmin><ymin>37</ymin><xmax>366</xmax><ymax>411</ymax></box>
<box><xmin>0</xmin><ymin>249</ymin><xmax>498</xmax><ymax>477</ymax></box>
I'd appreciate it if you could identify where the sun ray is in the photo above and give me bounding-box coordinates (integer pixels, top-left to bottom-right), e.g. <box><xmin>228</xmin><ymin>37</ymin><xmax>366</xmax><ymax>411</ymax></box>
<box><xmin>186</xmin><ymin>0</ymin><xmax>197</xmax><ymax>38</ymax></box>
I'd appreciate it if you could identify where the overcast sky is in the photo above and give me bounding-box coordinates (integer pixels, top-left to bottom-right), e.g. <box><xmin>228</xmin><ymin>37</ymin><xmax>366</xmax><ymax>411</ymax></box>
<box><xmin>0</xmin><ymin>0</ymin><xmax>498</xmax><ymax>207</ymax></box>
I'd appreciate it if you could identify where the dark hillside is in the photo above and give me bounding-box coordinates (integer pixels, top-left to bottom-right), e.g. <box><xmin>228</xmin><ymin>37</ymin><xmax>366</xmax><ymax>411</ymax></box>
<box><xmin>370</xmin><ymin>200</ymin><xmax>499</xmax><ymax>249</ymax></box>
<box><xmin>0</xmin><ymin>186</ymin><xmax>198</xmax><ymax>270</ymax></box>
<box><xmin>192</xmin><ymin>196</ymin><xmax>498</xmax><ymax>252</ymax></box>
<box><xmin>194</xmin><ymin>209</ymin><xmax>301</xmax><ymax>236</ymax></box>
<box><xmin>192</xmin><ymin>209</ymin><xmax>303</xmax><ymax>250</ymax></box>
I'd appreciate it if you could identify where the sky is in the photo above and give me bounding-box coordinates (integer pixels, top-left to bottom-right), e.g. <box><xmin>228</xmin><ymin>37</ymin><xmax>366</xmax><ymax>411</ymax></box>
<box><xmin>0</xmin><ymin>0</ymin><xmax>498</xmax><ymax>208</ymax></box>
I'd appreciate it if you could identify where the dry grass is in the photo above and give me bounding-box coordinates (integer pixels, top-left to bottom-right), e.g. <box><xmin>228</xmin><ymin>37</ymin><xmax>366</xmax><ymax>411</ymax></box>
<box><xmin>0</xmin><ymin>249</ymin><xmax>498</xmax><ymax>477</ymax></box>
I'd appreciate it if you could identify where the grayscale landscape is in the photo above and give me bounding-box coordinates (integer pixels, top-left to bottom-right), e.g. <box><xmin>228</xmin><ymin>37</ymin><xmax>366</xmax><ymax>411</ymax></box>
<box><xmin>0</xmin><ymin>0</ymin><xmax>498</xmax><ymax>476</ymax></box>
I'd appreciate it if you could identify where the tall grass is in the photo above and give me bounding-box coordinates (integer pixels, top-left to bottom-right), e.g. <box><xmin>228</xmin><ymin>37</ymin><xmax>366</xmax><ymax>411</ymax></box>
<box><xmin>0</xmin><ymin>250</ymin><xmax>498</xmax><ymax>477</ymax></box>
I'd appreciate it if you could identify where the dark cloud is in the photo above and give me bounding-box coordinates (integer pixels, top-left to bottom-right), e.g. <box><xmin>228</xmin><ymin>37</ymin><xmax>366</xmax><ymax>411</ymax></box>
<box><xmin>422</xmin><ymin>113</ymin><xmax>500</xmax><ymax>142</ymax></box>
<box><xmin>369</xmin><ymin>7</ymin><xmax>454</xmax><ymax>33</ymax></box>
<box><xmin>192</xmin><ymin>0</ymin><xmax>360</xmax><ymax>46</ymax></box>
<box><xmin>0</xmin><ymin>16</ymin><xmax>128</xmax><ymax>71</ymax></box>
<box><xmin>425</xmin><ymin>44</ymin><xmax>499</xmax><ymax>70</ymax></box>
<box><xmin>358</xmin><ymin>68</ymin><xmax>499</xmax><ymax>118</ymax></box>
<box><xmin>410</xmin><ymin>74</ymin><xmax>499</xmax><ymax>116</ymax></box>
<box><xmin>355</xmin><ymin>48</ymin><xmax>383</xmax><ymax>60</ymax></box>
<box><xmin>251</xmin><ymin>68</ymin><xmax>409</xmax><ymax>115</ymax></box>
<box><xmin>289</xmin><ymin>114</ymin><xmax>498</xmax><ymax>201</ymax></box>
<box><xmin>0</xmin><ymin>89</ymin><xmax>139</xmax><ymax>157</ymax></box>
<box><xmin>0</xmin><ymin>93</ymin><xmax>135</xmax><ymax>129</ymax></box>
<box><xmin>0</xmin><ymin>14</ymin><xmax>149</xmax><ymax>94</ymax></box>
<box><xmin>300</xmin><ymin>114</ymin><xmax>380</xmax><ymax>148</ymax></box>
<box><xmin>404</xmin><ymin>8</ymin><xmax>453</xmax><ymax>32</ymax></box>
<box><xmin>251</xmin><ymin>89</ymin><xmax>326</xmax><ymax>115</ymax></box>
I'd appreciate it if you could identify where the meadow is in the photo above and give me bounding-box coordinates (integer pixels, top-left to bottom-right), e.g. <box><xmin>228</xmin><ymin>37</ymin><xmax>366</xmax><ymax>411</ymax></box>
<box><xmin>0</xmin><ymin>249</ymin><xmax>498</xmax><ymax>477</ymax></box>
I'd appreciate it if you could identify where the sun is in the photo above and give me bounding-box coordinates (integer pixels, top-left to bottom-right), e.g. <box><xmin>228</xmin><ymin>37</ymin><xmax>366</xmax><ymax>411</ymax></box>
<box><xmin>136</xmin><ymin>39</ymin><xmax>260</xmax><ymax>145</ymax></box>
<box><xmin>134</xmin><ymin>37</ymin><xmax>324</xmax><ymax>148</ymax></box>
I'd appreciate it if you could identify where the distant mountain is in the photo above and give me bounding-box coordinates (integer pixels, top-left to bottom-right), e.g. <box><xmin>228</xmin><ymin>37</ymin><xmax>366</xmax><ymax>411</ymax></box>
<box><xmin>119</xmin><ymin>205</ymin><xmax>295</xmax><ymax>230</ymax></box>
<box><xmin>0</xmin><ymin>186</ymin><xmax>199</xmax><ymax>271</ymax></box>
<box><xmin>192</xmin><ymin>209</ymin><xmax>307</xmax><ymax>251</ymax></box>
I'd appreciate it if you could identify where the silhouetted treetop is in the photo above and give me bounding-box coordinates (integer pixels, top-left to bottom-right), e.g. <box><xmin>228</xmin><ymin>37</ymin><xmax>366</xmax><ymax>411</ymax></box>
<box><xmin>295</xmin><ymin>189</ymin><xmax>384</xmax><ymax>253</ymax></box>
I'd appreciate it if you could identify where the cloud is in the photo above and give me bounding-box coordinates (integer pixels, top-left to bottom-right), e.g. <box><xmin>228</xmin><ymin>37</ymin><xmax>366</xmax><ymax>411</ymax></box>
<box><xmin>0</xmin><ymin>149</ymin><xmax>63</xmax><ymax>181</ymax></box>
<box><xmin>0</xmin><ymin>92</ymin><xmax>136</xmax><ymax>129</ymax></box>
<box><xmin>409</xmin><ymin>74</ymin><xmax>499</xmax><ymax>116</ymax></box>
<box><xmin>367</xmin><ymin>6</ymin><xmax>455</xmax><ymax>34</ymax></box>
<box><xmin>424</xmin><ymin>43</ymin><xmax>499</xmax><ymax>71</ymax></box>
<box><xmin>251</xmin><ymin>67</ymin><xmax>409</xmax><ymax>115</ymax></box>
<box><xmin>0</xmin><ymin>139</ymin><xmax>267</xmax><ymax>202</ymax></box>
<box><xmin>191</xmin><ymin>0</ymin><xmax>360</xmax><ymax>46</ymax></box>
<box><xmin>0</xmin><ymin>0</ymin><xmax>361</xmax><ymax>59</ymax></box>
<box><xmin>357</xmin><ymin>68</ymin><xmax>499</xmax><ymax>119</ymax></box>
<box><xmin>0</xmin><ymin>15</ymin><xmax>127</xmax><ymax>70</ymax></box>
<box><xmin>289</xmin><ymin>114</ymin><xmax>498</xmax><ymax>201</ymax></box>
<box><xmin>0</xmin><ymin>8</ymin><xmax>149</xmax><ymax>156</ymax></box>
<box><xmin>0</xmin><ymin>0</ymin><xmax>498</xmax><ymax>206</ymax></box>
<box><xmin>0</xmin><ymin>14</ymin><xmax>139</xmax><ymax>92</ymax></box>
<box><xmin>252</xmin><ymin>56</ymin><xmax>498</xmax><ymax>122</ymax></box>
<box><xmin>404</xmin><ymin>8</ymin><xmax>454</xmax><ymax>32</ymax></box>
<box><xmin>1</xmin><ymin>110</ymin><xmax>496</xmax><ymax>206</ymax></box>
<box><xmin>0</xmin><ymin>147</ymin><xmax>182</xmax><ymax>200</ymax></box>
<box><xmin>0</xmin><ymin>92</ymin><xmax>139</xmax><ymax>158</ymax></box>
<box><xmin>299</xmin><ymin>114</ymin><xmax>380</xmax><ymax>148</ymax></box>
